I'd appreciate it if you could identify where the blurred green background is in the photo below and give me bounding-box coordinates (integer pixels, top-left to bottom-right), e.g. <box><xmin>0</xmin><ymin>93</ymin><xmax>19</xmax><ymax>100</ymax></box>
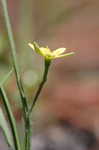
<box><xmin>0</xmin><ymin>0</ymin><xmax>99</xmax><ymax>132</ymax></box>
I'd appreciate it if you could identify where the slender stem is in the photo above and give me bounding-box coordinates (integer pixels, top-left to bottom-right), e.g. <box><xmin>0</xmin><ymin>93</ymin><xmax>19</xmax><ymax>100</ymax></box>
<box><xmin>24</xmin><ymin>116</ymin><xmax>31</xmax><ymax>150</ymax></box>
<box><xmin>0</xmin><ymin>86</ymin><xmax>21</xmax><ymax>150</ymax></box>
<box><xmin>1</xmin><ymin>0</ymin><xmax>28</xmax><ymax>119</ymax></box>
<box><xmin>1</xmin><ymin>1</ymin><xmax>31</xmax><ymax>150</ymax></box>
<box><xmin>26</xmin><ymin>59</ymin><xmax>51</xmax><ymax>150</ymax></box>
<box><xmin>29</xmin><ymin>59</ymin><xmax>51</xmax><ymax>114</ymax></box>
<box><xmin>0</xmin><ymin>69</ymin><xmax>13</xmax><ymax>86</ymax></box>
<box><xmin>25</xmin><ymin>59</ymin><xmax>51</xmax><ymax>150</ymax></box>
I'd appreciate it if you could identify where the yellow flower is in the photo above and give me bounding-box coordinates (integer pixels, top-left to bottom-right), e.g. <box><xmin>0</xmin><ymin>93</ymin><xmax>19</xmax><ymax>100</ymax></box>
<box><xmin>28</xmin><ymin>42</ymin><xmax>75</xmax><ymax>60</ymax></box>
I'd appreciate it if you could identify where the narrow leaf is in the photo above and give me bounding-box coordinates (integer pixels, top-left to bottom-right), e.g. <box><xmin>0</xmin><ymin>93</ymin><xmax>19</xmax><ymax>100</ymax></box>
<box><xmin>0</xmin><ymin>86</ymin><xmax>21</xmax><ymax>150</ymax></box>
<box><xmin>0</xmin><ymin>107</ymin><xmax>14</xmax><ymax>149</ymax></box>
<box><xmin>0</xmin><ymin>69</ymin><xmax>13</xmax><ymax>86</ymax></box>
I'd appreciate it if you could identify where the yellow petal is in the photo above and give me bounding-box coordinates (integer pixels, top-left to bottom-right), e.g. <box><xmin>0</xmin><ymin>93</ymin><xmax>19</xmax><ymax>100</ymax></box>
<box><xmin>33</xmin><ymin>42</ymin><xmax>42</xmax><ymax>55</ymax></box>
<box><xmin>55</xmin><ymin>52</ymin><xmax>75</xmax><ymax>58</ymax></box>
<box><xmin>53</xmin><ymin>48</ymin><xmax>66</xmax><ymax>55</ymax></box>
<box><xmin>28</xmin><ymin>43</ymin><xmax>34</xmax><ymax>50</ymax></box>
<box><xmin>40</xmin><ymin>47</ymin><xmax>52</xmax><ymax>56</ymax></box>
<box><xmin>29</xmin><ymin>42</ymin><xmax>42</xmax><ymax>55</ymax></box>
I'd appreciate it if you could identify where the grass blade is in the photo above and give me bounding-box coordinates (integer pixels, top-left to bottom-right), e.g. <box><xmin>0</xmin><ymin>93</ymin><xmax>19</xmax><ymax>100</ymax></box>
<box><xmin>0</xmin><ymin>107</ymin><xmax>14</xmax><ymax>149</ymax></box>
<box><xmin>0</xmin><ymin>86</ymin><xmax>21</xmax><ymax>150</ymax></box>
<box><xmin>1</xmin><ymin>0</ymin><xmax>28</xmax><ymax>116</ymax></box>
<box><xmin>0</xmin><ymin>69</ymin><xmax>13</xmax><ymax>86</ymax></box>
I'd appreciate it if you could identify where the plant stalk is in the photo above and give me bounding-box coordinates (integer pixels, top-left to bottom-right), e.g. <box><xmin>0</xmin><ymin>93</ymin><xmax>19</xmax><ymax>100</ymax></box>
<box><xmin>1</xmin><ymin>1</ymin><xmax>31</xmax><ymax>150</ymax></box>
<box><xmin>29</xmin><ymin>59</ymin><xmax>51</xmax><ymax>114</ymax></box>
<box><xmin>1</xmin><ymin>0</ymin><xmax>28</xmax><ymax>120</ymax></box>
<box><xmin>24</xmin><ymin>115</ymin><xmax>31</xmax><ymax>150</ymax></box>
<box><xmin>0</xmin><ymin>86</ymin><xmax>21</xmax><ymax>150</ymax></box>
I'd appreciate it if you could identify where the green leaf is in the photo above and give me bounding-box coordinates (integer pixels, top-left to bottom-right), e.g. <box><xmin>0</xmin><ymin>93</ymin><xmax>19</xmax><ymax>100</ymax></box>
<box><xmin>0</xmin><ymin>107</ymin><xmax>14</xmax><ymax>149</ymax></box>
<box><xmin>0</xmin><ymin>69</ymin><xmax>13</xmax><ymax>86</ymax></box>
<box><xmin>0</xmin><ymin>87</ymin><xmax>21</xmax><ymax>150</ymax></box>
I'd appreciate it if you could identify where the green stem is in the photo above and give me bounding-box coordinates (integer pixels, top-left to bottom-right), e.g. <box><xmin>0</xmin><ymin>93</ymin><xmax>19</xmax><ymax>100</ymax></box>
<box><xmin>0</xmin><ymin>86</ymin><xmax>21</xmax><ymax>150</ymax></box>
<box><xmin>0</xmin><ymin>69</ymin><xmax>13</xmax><ymax>86</ymax></box>
<box><xmin>1</xmin><ymin>0</ymin><xmax>28</xmax><ymax>119</ymax></box>
<box><xmin>26</xmin><ymin>59</ymin><xmax>51</xmax><ymax>150</ymax></box>
<box><xmin>1</xmin><ymin>1</ymin><xmax>31</xmax><ymax>150</ymax></box>
<box><xmin>29</xmin><ymin>59</ymin><xmax>51</xmax><ymax>114</ymax></box>
<box><xmin>24</xmin><ymin>116</ymin><xmax>31</xmax><ymax>150</ymax></box>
